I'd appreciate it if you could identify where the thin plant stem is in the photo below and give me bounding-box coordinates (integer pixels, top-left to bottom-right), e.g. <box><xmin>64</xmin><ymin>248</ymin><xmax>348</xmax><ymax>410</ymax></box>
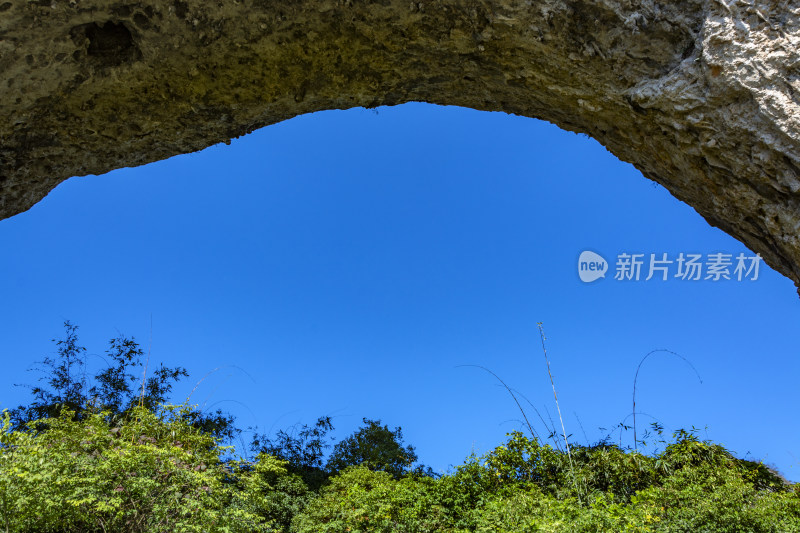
<box><xmin>574</xmin><ymin>411</ymin><xmax>590</xmax><ymax>447</ymax></box>
<box><xmin>456</xmin><ymin>365</ymin><xmax>538</xmax><ymax>441</ymax></box>
<box><xmin>632</xmin><ymin>349</ymin><xmax>702</xmax><ymax>452</ymax></box>
<box><xmin>537</xmin><ymin>322</ymin><xmax>580</xmax><ymax>500</ymax></box>
<box><xmin>139</xmin><ymin>315</ymin><xmax>153</xmax><ymax>408</ymax></box>
<box><xmin>186</xmin><ymin>365</ymin><xmax>257</xmax><ymax>403</ymax></box>
<box><xmin>511</xmin><ymin>388</ymin><xmax>558</xmax><ymax>447</ymax></box>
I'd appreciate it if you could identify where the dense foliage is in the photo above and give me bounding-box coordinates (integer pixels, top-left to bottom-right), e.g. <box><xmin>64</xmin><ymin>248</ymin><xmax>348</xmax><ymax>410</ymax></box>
<box><xmin>325</xmin><ymin>418</ymin><xmax>423</xmax><ymax>480</ymax></box>
<box><xmin>2</xmin><ymin>407</ymin><xmax>797</xmax><ymax>532</ymax></box>
<box><xmin>251</xmin><ymin>415</ymin><xmax>335</xmax><ymax>491</ymax></box>
<box><xmin>1</xmin><ymin>324</ymin><xmax>798</xmax><ymax>531</ymax></box>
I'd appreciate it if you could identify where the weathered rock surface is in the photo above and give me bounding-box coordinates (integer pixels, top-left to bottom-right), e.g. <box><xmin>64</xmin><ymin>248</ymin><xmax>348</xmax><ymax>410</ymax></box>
<box><xmin>1</xmin><ymin>0</ymin><xmax>798</xmax><ymax>290</ymax></box>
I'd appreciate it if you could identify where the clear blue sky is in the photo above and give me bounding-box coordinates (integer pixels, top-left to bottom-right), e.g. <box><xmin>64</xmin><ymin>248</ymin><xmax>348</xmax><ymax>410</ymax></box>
<box><xmin>1</xmin><ymin>103</ymin><xmax>798</xmax><ymax>480</ymax></box>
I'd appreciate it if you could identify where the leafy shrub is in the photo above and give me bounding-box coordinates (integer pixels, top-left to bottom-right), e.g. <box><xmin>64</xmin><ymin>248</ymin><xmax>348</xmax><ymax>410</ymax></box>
<box><xmin>251</xmin><ymin>416</ymin><xmax>334</xmax><ymax>491</ymax></box>
<box><xmin>291</xmin><ymin>466</ymin><xmax>451</xmax><ymax>533</ymax></box>
<box><xmin>291</xmin><ymin>431</ymin><xmax>800</xmax><ymax>533</ymax></box>
<box><xmin>0</xmin><ymin>405</ymin><xmax>289</xmax><ymax>532</ymax></box>
<box><xmin>631</xmin><ymin>464</ymin><xmax>800</xmax><ymax>532</ymax></box>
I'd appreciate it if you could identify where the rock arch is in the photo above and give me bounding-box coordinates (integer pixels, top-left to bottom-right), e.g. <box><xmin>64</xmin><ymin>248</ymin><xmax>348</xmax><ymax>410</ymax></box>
<box><xmin>1</xmin><ymin>0</ymin><xmax>798</xmax><ymax>291</ymax></box>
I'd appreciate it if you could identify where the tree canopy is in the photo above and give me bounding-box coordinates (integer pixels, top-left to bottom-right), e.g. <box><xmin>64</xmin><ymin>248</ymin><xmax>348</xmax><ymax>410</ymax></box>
<box><xmin>9</xmin><ymin>321</ymin><xmax>236</xmax><ymax>441</ymax></box>
<box><xmin>326</xmin><ymin>418</ymin><xmax>422</xmax><ymax>479</ymax></box>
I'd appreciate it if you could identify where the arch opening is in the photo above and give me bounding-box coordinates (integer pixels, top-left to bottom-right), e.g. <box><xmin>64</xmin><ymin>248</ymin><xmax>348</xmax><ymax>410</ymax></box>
<box><xmin>1</xmin><ymin>0</ymin><xmax>798</xmax><ymax>291</ymax></box>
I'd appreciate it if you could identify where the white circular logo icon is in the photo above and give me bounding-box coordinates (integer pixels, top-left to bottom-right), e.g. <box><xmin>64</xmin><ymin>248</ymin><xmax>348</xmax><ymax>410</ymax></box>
<box><xmin>578</xmin><ymin>251</ymin><xmax>608</xmax><ymax>283</ymax></box>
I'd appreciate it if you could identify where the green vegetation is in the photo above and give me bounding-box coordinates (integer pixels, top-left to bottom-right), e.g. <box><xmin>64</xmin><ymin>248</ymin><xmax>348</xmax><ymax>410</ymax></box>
<box><xmin>8</xmin><ymin>321</ymin><xmax>236</xmax><ymax>442</ymax></box>
<box><xmin>1</xmin><ymin>323</ymin><xmax>798</xmax><ymax>532</ymax></box>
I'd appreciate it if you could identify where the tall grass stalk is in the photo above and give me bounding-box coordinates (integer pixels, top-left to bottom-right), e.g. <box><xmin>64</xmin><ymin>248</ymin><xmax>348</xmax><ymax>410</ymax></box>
<box><xmin>537</xmin><ymin>322</ymin><xmax>580</xmax><ymax>500</ymax></box>
<box><xmin>138</xmin><ymin>315</ymin><xmax>153</xmax><ymax>409</ymax></box>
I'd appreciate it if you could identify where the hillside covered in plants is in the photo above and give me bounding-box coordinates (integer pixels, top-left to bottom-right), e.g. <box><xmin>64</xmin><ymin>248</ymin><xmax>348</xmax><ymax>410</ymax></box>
<box><xmin>1</xmin><ymin>324</ymin><xmax>798</xmax><ymax>532</ymax></box>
